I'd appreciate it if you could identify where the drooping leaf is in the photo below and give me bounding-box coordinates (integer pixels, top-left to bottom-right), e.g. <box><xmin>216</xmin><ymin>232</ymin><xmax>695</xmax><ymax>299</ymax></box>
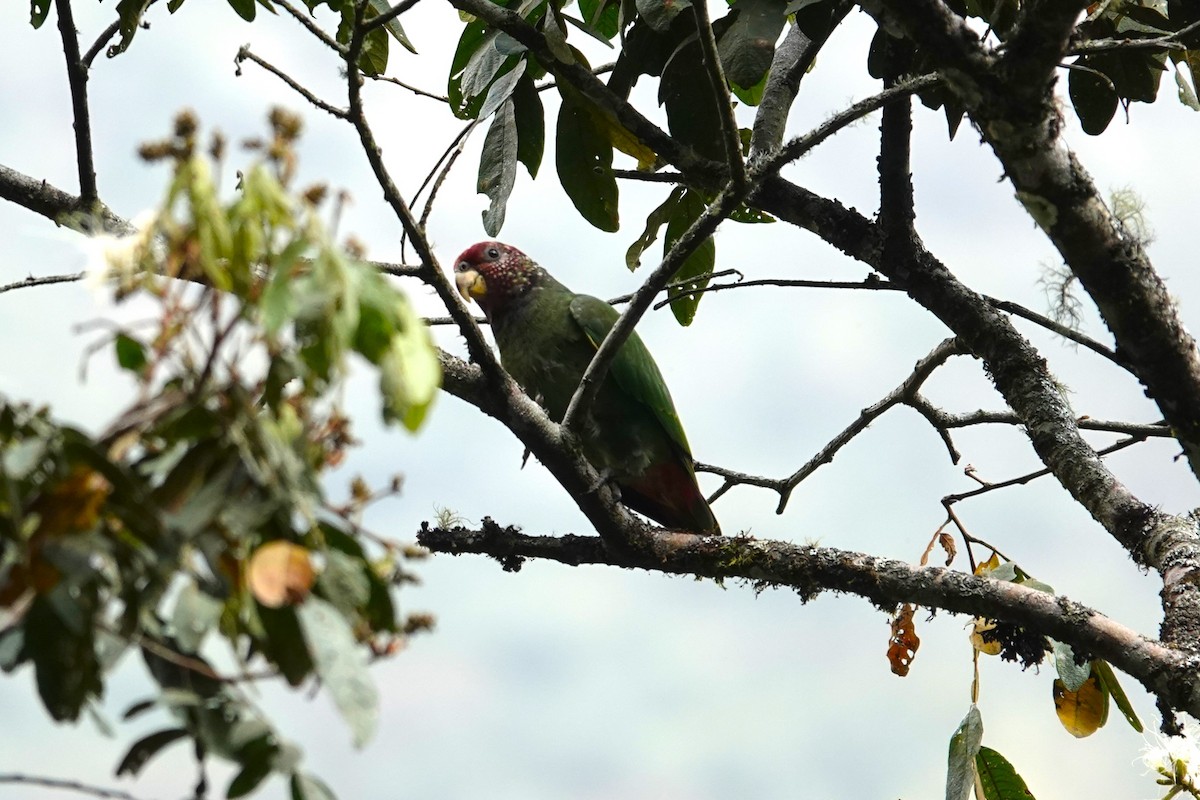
<box><xmin>635</xmin><ymin>0</ymin><xmax>691</xmax><ymax>32</ymax></box>
<box><xmin>512</xmin><ymin>73</ymin><xmax>545</xmax><ymax>178</ymax></box>
<box><xmin>659</xmin><ymin>38</ymin><xmax>726</xmax><ymax>163</ymax></box>
<box><xmin>24</xmin><ymin>591</ymin><xmax>103</xmax><ymax>722</ymax></box>
<box><xmin>297</xmin><ymin>596</ymin><xmax>379</xmax><ymax>747</ymax></box>
<box><xmin>556</xmin><ymin>94</ymin><xmax>619</xmax><ymax>231</ymax></box>
<box><xmin>112</xmin><ymin>0</ymin><xmax>153</xmax><ymax>55</ymax></box>
<box><xmin>718</xmin><ymin>0</ymin><xmax>786</xmax><ymax>101</ymax></box>
<box><xmin>1052</xmin><ymin>640</ymin><xmax>1091</xmax><ymax>692</ymax></box>
<box><xmin>975</xmin><ymin>746</ymin><xmax>1037</xmax><ymax>800</ymax></box>
<box><xmin>1092</xmin><ymin>659</ymin><xmax>1143</xmax><ymax>732</ymax></box>
<box><xmin>477</xmin><ymin>58</ymin><xmax>527</xmax><ymax>121</ymax></box>
<box><xmin>317</xmin><ymin>549</ymin><xmax>372</xmax><ymax>619</ymax></box>
<box><xmin>227</xmin><ymin>0</ymin><xmax>258</xmax><ymax>21</ymax></box>
<box><xmin>291</xmin><ymin>772</ymin><xmax>338</xmax><ymax>800</ymax></box>
<box><xmin>30</xmin><ymin>0</ymin><xmax>51</xmax><ymax>28</ymax></box>
<box><xmin>256</xmin><ymin>604</ymin><xmax>314</xmax><ymax>686</ymax></box>
<box><xmin>338</xmin><ymin>5</ymin><xmax>390</xmax><ymax>76</ymax></box>
<box><xmin>115</xmin><ymin>333</ymin><xmax>148</xmax><ymax>374</ymax></box>
<box><xmin>1052</xmin><ymin>673</ymin><xmax>1108</xmax><ymax>737</ymax></box>
<box><xmin>367</xmin><ymin>0</ymin><xmax>417</xmax><ymax>54</ymax></box>
<box><xmin>887</xmin><ymin>602</ymin><xmax>920</xmax><ymax>676</ymax></box>
<box><xmin>226</xmin><ymin>736</ymin><xmax>277</xmax><ymax>799</ymax></box>
<box><xmin>626</xmin><ymin>187</ymin><xmax>683</xmax><ymax>270</ymax></box>
<box><xmin>946</xmin><ymin>704</ymin><xmax>984</xmax><ymax>800</ymax></box>
<box><xmin>578</xmin><ymin>0</ymin><xmax>621</xmax><ymax>40</ymax></box>
<box><xmin>479</xmin><ymin>98</ymin><xmax>520</xmax><ymax>236</ymax></box>
<box><xmin>170</xmin><ymin>580</ymin><xmax>224</xmax><ymax>653</ymax></box>
<box><xmin>663</xmin><ymin>188</ymin><xmax>716</xmax><ymax>325</ymax></box>
<box><xmin>116</xmin><ymin>728</ymin><xmax>189</xmax><ymax>777</ymax></box>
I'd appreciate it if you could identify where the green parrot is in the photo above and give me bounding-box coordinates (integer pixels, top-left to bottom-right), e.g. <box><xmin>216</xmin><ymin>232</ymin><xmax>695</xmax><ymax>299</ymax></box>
<box><xmin>453</xmin><ymin>241</ymin><xmax>721</xmax><ymax>535</ymax></box>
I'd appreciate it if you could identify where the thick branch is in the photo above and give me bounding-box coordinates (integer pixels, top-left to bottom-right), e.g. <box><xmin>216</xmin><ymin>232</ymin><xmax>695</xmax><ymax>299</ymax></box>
<box><xmin>0</xmin><ymin>163</ymin><xmax>128</xmax><ymax>233</ymax></box>
<box><xmin>418</xmin><ymin>520</ymin><xmax>1200</xmax><ymax>719</ymax></box>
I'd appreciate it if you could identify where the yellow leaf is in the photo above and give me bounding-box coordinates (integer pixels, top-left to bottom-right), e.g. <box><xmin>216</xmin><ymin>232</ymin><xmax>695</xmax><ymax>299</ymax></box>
<box><xmin>974</xmin><ymin>552</ymin><xmax>1001</xmax><ymax>576</ymax></box>
<box><xmin>1053</xmin><ymin>673</ymin><xmax>1108</xmax><ymax>737</ymax></box>
<box><xmin>558</xmin><ymin>81</ymin><xmax>657</xmax><ymax>170</ymax></box>
<box><xmin>970</xmin><ymin>618</ymin><xmax>1002</xmax><ymax>656</ymax></box>
<box><xmin>33</xmin><ymin>467</ymin><xmax>112</xmax><ymax>537</ymax></box>
<box><xmin>247</xmin><ymin>541</ymin><xmax>315</xmax><ymax>608</ymax></box>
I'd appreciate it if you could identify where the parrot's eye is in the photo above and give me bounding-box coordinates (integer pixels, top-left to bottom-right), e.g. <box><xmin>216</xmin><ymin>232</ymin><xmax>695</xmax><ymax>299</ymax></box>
<box><xmin>486</xmin><ymin>246</ymin><xmax>500</xmax><ymax>259</ymax></box>
<box><xmin>455</xmin><ymin>261</ymin><xmax>468</xmax><ymax>272</ymax></box>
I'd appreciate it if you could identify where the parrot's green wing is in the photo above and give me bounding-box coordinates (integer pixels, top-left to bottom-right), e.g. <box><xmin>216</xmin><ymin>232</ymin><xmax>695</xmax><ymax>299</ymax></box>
<box><xmin>568</xmin><ymin>295</ymin><xmax>693</xmax><ymax>456</ymax></box>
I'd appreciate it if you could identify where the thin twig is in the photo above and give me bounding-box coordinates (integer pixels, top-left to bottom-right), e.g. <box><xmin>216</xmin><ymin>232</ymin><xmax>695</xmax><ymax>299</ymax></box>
<box><xmin>55</xmin><ymin>0</ymin><xmax>98</xmax><ymax>204</ymax></box>
<box><xmin>373</xmin><ymin>74</ymin><xmax>450</xmax><ymax>102</ymax></box>
<box><xmin>985</xmin><ymin>295</ymin><xmax>1125</xmax><ymax>366</ymax></box>
<box><xmin>1070</xmin><ymin>19</ymin><xmax>1200</xmax><ymax>56</ymax></box>
<box><xmin>0</xmin><ymin>774</ymin><xmax>150</xmax><ymax>800</ymax></box>
<box><xmin>274</xmin><ymin>0</ymin><xmax>346</xmax><ymax>53</ymax></box>
<box><xmin>648</xmin><ymin>274</ymin><xmax>898</xmax><ymax>309</ymax></box>
<box><xmin>82</xmin><ymin>19</ymin><xmax>120</xmax><ymax>68</ymax></box>
<box><xmin>402</xmin><ymin>120</ymin><xmax>477</xmax><ymax>263</ymax></box>
<box><xmin>236</xmin><ymin>46</ymin><xmax>348</xmax><ymax>119</ymax></box>
<box><xmin>0</xmin><ymin>272</ymin><xmax>84</xmax><ymax>295</ymax></box>
<box><xmin>612</xmin><ymin>169</ymin><xmax>683</xmax><ymax>183</ymax></box>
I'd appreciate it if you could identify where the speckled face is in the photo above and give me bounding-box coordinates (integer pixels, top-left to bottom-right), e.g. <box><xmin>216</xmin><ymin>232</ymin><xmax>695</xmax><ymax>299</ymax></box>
<box><xmin>453</xmin><ymin>241</ymin><xmax>539</xmax><ymax>314</ymax></box>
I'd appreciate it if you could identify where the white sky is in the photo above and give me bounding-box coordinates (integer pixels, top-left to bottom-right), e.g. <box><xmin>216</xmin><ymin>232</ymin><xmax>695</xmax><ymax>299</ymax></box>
<box><xmin>1</xmin><ymin>1</ymin><xmax>1197</xmax><ymax>798</ymax></box>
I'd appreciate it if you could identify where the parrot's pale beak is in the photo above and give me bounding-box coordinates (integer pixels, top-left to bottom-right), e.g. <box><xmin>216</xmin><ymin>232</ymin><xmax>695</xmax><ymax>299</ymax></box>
<box><xmin>455</xmin><ymin>268</ymin><xmax>486</xmax><ymax>302</ymax></box>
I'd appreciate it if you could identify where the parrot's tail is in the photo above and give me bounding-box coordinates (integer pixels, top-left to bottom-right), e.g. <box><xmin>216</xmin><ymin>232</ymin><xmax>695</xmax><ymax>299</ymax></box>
<box><xmin>621</xmin><ymin>460</ymin><xmax>721</xmax><ymax>535</ymax></box>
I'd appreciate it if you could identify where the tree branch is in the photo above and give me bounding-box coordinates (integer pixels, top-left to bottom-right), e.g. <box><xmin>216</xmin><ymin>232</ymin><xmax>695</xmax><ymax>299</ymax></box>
<box><xmin>0</xmin><ymin>774</ymin><xmax>150</xmax><ymax>800</ymax></box>
<box><xmin>417</xmin><ymin>519</ymin><xmax>1200</xmax><ymax>719</ymax></box>
<box><xmin>0</xmin><ymin>163</ymin><xmax>129</xmax><ymax>233</ymax></box>
<box><xmin>691</xmin><ymin>0</ymin><xmax>744</xmax><ymax>186</ymax></box>
<box><xmin>54</xmin><ymin>0</ymin><xmax>98</xmax><ymax>205</ymax></box>
<box><xmin>235</xmin><ymin>46</ymin><xmax>348</xmax><ymax>119</ymax></box>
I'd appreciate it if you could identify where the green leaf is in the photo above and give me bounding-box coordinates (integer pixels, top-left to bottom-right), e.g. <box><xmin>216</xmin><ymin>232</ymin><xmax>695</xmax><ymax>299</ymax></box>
<box><xmin>338</xmin><ymin>5</ymin><xmax>390</xmax><ymax>76</ymax></box>
<box><xmin>297</xmin><ymin>596</ymin><xmax>379</xmax><ymax>747</ymax></box>
<box><xmin>30</xmin><ymin>0</ymin><xmax>51</xmax><ymax>28</ymax></box>
<box><xmin>659</xmin><ymin>38</ymin><xmax>726</xmax><ymax>162</ymax></box>
<box><xmin>1092</xmin><ymin>659</ymin><xmax>1143</xmax><ymax>732</ymax></box>
<box><xmin>477</xmin><ymin>58</ymin><xmax>527</xmax><ymax>121</ymax></box>
<box><xmin>1175</xmin><ymin>61</ymin><xmax>1200</xmax><ymax>110</ymax></box>
<box><xmin>479</xmin><ymin>97</ymin><xmax>519</xmax><ymax>236</ymax></box>
<box><xmin>226</xmin><ymin>738</ymin><xmax>276</xmax><ymax>799</ymax></box>
<box><xmin>368</xmin><ymin>0</ymin><xmax>417</xmax><ymax>54</ymax></box>
<box><xmin>556</xmin><ymin>94</ymin><xmax>619</xmax><ymax>231</ymax></box>
<box><xmin>512</xmin><ymin>73</ymin><xmax>545</xmax><ymax>178</ymax></box>
<box><xmin>1052</xmin><ymin>640</ymin><xmax>1091</xmax><ymax>692</ymax></box>
<box><xmin>227</xmin><ymin>0</ymin><xmax>257</xmax><ymax>20</ymax></box>
<box><xmin>946</xmin><ymin>704</ymin><xmax>983</xmax><ymax>800</ymax></box>
<box><xmin>317</xmin><ymin>549</ymin><xmax>371</xmax><ymax>619</ymax></box>
<box><xmin>291</xmin><ymin>772</ymin><xmax>338</xmax><ymax>800</ymax></box>
<box><xmin>718</xmin><ymin>0</ymin><xmax>786</xmax><ymax>100</ymax></box>
<box><xmin>578</xmin><ymin>0</ymin><xmax>620</xmax><ymax>40</ymax></box>
<box><xmin>975</xmin><ymin>746</ymin><xmax>1037</xmax><ymax>800</ymax></box>
<box><xmin>24</xmin><ymin>591</ymin><xmax>103</xmax><ymax>722</ymax></box>
<box><xmin>626</xmin><ymin>187</ymin><xmax>683</xmax><ymax>270</ymax></box>
<box><xmin>116</xmin><ymin>728</ymin><xmax>189</xmax><ymax>777</ymax></box>
<box><xmin>0</xmin><ymin>627</ymin><xmax>26</xmax><ymax>672</ymax></box>
<box><xmin>448</xmin><ymin>18</ymin><xmax>494</xmax><ymax>118</ymax></box>
<box><xmin>256</xmin><ymin>604</ymin><xmax>314</xmax><ymax>686</ymax></box>
<box><xmin>377</xmin><ymin>291</ymin><xmax>440</xmax><ymax>431</ymax></box>
<box><xmin>114</xmin><ymin>333</ymin><xmax>148</xmax><ymax>374</ymax></box>
<box><xmin>635</xmin><ymin>0</ymin><xmax>691</xmax><ymax>32</ymax></box>
<box><xmin>663</xmin><ymin>189</ymin><xmax>716</xmax><ymax>325</ymax></box>
<box><xmin>113</xmin><ymin>0</ymin><xmax>153</xmax><ymax>55</ymax></box>
<box><xmin>170</xmin><ymin>580</ymin><xmax>224</xmax><ymax>653</ymax></box>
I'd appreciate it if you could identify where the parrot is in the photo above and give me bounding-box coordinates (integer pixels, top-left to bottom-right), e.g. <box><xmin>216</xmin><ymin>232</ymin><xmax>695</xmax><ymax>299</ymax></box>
<box><xmin>453</xmin><ymin>241</ymin><xmax>721</xmax><ymax>535</ymax></box>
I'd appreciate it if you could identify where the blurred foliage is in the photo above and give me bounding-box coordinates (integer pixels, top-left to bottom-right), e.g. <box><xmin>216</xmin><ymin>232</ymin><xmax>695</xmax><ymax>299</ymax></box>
<box><xmin>0</xmin><ymin>109</ymin><xmax>439</xmax><ymax>797</ymax></box>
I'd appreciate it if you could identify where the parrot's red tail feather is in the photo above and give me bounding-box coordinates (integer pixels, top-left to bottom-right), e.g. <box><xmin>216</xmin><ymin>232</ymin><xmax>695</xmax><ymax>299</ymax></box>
<box><xmin>620</xmin><ymin>460</ymin><xmax>721</xmax><ymax>535</ymax></box>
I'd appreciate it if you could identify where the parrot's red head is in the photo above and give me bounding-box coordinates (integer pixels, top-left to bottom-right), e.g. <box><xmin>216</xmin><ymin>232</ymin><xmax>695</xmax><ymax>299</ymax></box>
<box><xmin>453</xmin><ymin>241</ymin><xmax>542</xmax><ymax>318</ymax></box>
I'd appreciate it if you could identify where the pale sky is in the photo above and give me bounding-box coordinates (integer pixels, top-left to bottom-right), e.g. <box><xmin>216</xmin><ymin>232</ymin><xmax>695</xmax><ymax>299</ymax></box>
<box><xmin>1</xmin><ymin>2</ymin><xmax>1196</xmax><ymax>798</ymax></box>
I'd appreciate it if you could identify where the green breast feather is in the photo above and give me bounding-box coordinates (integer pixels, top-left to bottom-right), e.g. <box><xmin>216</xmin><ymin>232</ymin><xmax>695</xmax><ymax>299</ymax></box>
<box><xmin>567</xmin><ymin>295</ymin><xmax>693</xmax><ymax>458</ymax></box>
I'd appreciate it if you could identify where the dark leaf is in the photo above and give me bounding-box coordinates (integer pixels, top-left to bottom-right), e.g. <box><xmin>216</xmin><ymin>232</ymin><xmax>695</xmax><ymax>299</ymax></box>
<box><xmin>718</xmin><ymin>0</ymin><xmax>786</xmax><ymax>97</ymax></box>
<box><xmin>1069</xmin><ymin>58</ymin><xmax>1119</xmax><ymax>135</ymax></box>
<box><xmin>477</xmin><ymin>58</ymin><xmax>527</xmax><ymax>121</ymax></box>
<box><xmin>663</xmin><ymin>189</ymin><xmax>716</xmax><ymax>325</ymax></box>
<box><xmin>338</xmin><ymin>6</ymin><xmax>390</xmax><ymax>76</ymax></box>
<box><xmin>512</xmin><ymin>73</ymin><xmax>545</xmax><ymax>178</ymax></box>
<box><xmin>1093</xmin><ymin>659</ymin><xmax>1144</xmax><ymax>732</ymax></box>
<box><xmin>660</xmin><ymin>38</ymin><xmax>726</xmax><ymax>162</ymax></box>
<box><xmin>975</xmin><ymin>746</ymin><xmax>1037</xmax><ymax>800</ymax></box>
<box><xmin>113</xmin><ymin>0</ymin><xmax>153</xmax><ymax>55</ymax></box>
<box><xmin>556</xmin><ymin>94</ymin><xmax>619</xmax><ymax>231</ymax></box>
<box><xmin>479</xmin><ymin>98</ymin><xmax>520</xmax><ymax>236</ymax></box>
<box><xmin>256</xmin><ymin>604</ymin><xmax>314</xmax><ymax>686</ymax></box>
<box><xmin>291</xmin><ymin>772</ymin><xmax>338</xmax><ymax>800</ymax></box>
<box><xmin>116</xmin><ymin>728</ymin><xmax>189</xmax><ymax>777</ymax></box>
<box><xmin>448</xmin><ymin>18</ymin><xmax>495</xmax><ymax>118</ymax></box>
<box><xmin>30</xmin><ymin>0</ymin><xmax>51</xmax><ymax>28</ymax></box>
<box><xmin>25</xmin><ymin>591</ymin><xmax>102</xmax><ymax>722</ymax></box>
<box><xmin>226</xmin><ymin>737</ymin><xmax>277</xmax><ymax>799</ymax></box>
<box><xmin>635</xmin><ymin>0</ymin><xmax>691</xmax><ymax>32</ymax></box>
<box><xmin>227</xmin><ymin>0</ymin><xmax>257</xmax><ymax>21</ymax></box>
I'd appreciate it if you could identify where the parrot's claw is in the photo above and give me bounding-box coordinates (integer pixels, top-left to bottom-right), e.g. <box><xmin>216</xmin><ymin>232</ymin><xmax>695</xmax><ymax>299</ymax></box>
<box><xmin>587</xmin><ymin>468</ymin><xmax>621</xmax><ymax>500</ymax></box>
